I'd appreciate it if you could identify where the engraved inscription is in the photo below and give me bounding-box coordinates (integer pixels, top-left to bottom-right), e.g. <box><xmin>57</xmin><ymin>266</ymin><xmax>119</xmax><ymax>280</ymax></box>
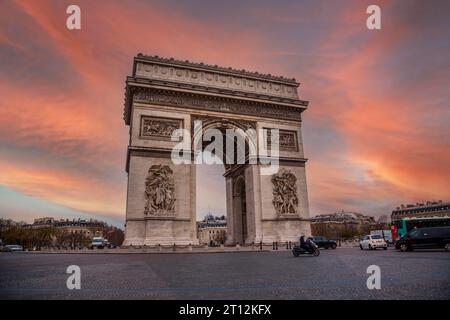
<box><xmin>266</xmin><ymin>129</ymin><xmax>298</xmax><ymax>151</ymax></box>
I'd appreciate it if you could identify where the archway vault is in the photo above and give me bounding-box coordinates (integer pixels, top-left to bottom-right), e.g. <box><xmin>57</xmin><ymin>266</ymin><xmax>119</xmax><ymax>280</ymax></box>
<box><xmin>191</xmin><ymin>117</ymin><xmax>255</xmax><ymax>176</ymax></box>
<box><xmin>122</xmin><ymin>54</ymin><xmax>311</xmax><ymax>246</ymax></box>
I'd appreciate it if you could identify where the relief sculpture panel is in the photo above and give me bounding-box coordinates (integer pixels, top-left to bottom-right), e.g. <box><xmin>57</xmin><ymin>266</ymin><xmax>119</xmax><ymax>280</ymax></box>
<box><xmin>271</xmin><ymin>170</ymin><xmax>299</xmax><ymax>215</ymax></box>
<box><xmin>140</xmin><ymin>116</ymin><xmax>183</xmax><ymax>140</ymax></box>
<box><xmin>144</xmin><ymin>165</ymin><xmax>176</xmax><ymax>216</ymax></box>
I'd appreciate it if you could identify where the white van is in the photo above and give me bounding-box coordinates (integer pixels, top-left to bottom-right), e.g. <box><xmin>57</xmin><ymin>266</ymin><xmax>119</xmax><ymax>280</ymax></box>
<box><xmin>91</xmin><ymin>237</ymin><xmax>106</xmax><ymax>249</ymax></box>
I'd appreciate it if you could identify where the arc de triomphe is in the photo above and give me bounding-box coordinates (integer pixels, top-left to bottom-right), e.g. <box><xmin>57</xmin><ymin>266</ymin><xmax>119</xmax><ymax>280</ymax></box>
<box><xmin>122</xmin><ymin>54</ymin><xmax>311</xmax><ymax>245</ymax></box>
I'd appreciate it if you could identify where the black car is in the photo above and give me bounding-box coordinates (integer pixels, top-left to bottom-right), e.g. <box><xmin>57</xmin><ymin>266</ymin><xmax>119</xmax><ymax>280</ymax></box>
<box><xmin>308</xmin><ymin>236</ymin><xmax>337</xmax><ymax>249</ymax></box>
<box><xmin>395</xmin><ymin>227</ymin><xmax>450</xmax><ymax>252</ymax></box>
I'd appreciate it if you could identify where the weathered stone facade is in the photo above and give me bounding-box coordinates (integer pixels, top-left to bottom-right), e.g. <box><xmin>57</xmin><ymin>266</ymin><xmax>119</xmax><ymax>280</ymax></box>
<box><xmin>123</xmin><ymin>54</ymin><xmax>311</xmax><ymax>245</ymax></box>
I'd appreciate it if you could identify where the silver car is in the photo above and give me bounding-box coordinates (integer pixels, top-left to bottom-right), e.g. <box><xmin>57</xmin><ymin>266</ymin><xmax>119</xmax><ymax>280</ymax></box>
<box><xmin>1</xmin><ymin>245</ymin><xmax>24</xmax><ymax>252</ymax></box>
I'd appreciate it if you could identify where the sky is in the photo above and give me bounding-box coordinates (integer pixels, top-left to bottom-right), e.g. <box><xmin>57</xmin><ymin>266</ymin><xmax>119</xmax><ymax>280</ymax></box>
<box><xmin>0</xmin><ymin>0</ymin><xmax>449</xmax><ymax>227</ymax></box>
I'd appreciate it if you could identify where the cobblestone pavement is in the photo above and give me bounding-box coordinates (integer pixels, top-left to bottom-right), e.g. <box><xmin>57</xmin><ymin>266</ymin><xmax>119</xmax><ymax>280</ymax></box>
<box><xmin>0</xmin><ymin>248</ymin><xmax>449</xmax><ymax>299</ymax></box>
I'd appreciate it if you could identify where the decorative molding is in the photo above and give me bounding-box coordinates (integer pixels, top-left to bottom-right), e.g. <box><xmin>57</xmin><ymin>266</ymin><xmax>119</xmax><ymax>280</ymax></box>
<box><xmin>144</xmin><ymin>165</ymin><xmax>176</xmax><ymax>216</ymax></box>
<box><xmin>191</xmin><ymin>114</ymin><xmax>256</xmax><ymax>132</ymax></box>
<box><xmin>129</xmin><ymin>147</ymin><xmax>175</xmax><ymax>158</ymax></box>
<box><xmin>134</xmin><ymin>54</ymin><xmax>299</xmax><ymax>85</ymax></box>
<box><xmin>128</xmin><ymin>76</ymin><xmax>307</xmax><ymax>107</ymax></box>
<box><xmin>144</xmin><ymin>217</ymin><xmax>190</xmax><ymax>221</ymax></box>
<box><xmin>265</xmin><ymin>128</ymin><xmax>299</xmax><ymax>152</ymax></box>
<box><xmin>134</xmin><ymin>61</ymin><xmax>299</xmax><ymax>100</ymax></box>
<box><xmin>271</xmin><ymin>170</ymin><xmax>299</xmax><ymax>215</ymax></box>
<box><xmin>125</xmin><ymin>87</ymin><xmax>305</xmax><ymax>125</ymax></box>
<box><xmin>140</xmin><ymin>116</ymin><xmax>183</xmax><ymax>141</ymax></box>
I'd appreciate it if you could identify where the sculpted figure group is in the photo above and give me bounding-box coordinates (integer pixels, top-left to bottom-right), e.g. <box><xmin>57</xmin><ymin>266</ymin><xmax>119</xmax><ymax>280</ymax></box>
<box><xmin>271</xmin><ymin>170</ymin><xmax>298</xmax><ymax>214</ymax></box>
<box><xmin>144</xmin><ymin>165</ymin><xmax>176</xmax><ymax>215</ymax></box>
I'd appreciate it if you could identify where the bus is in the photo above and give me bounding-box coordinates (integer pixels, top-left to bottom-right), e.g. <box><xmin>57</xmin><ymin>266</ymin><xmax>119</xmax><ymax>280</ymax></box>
<box><xmin>392</xmin><ymin>217</ymin><xmax>450</xmax><ymax>241</ymax></box>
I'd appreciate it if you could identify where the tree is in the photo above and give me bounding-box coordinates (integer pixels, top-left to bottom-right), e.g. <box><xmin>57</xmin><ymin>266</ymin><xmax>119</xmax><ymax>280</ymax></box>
<box><xmin>54</xmin><ymin>230</ymin><xmax>90</xmax><ymax>249</ymax></box>
<box><xmin>376</xmin><ymin>215</ymin><xmax>390</xmax><ymax>227</ymax></box>
<box><xmin>0</xmin><ymin>218</ymin><xmax>125</xmax><ymax>249</ymax></box>
<box><xmin>104</xmin><ymin>227</ymin><xmax>125</xmax><ymax>246</ymax></box>
<box><xmin>311</xmin><ymin>223</ymin><xmax>333</xmax><ymax>238</ymax></box>
<box><xmin>32</xmin><ymin>227</ymin><xmax>57</xmax><ymax>249</ymax></box>
<box><xmin>338</xmin><ymin>223</ymin><xmax>359</xmax><ymax>239</ymax></box>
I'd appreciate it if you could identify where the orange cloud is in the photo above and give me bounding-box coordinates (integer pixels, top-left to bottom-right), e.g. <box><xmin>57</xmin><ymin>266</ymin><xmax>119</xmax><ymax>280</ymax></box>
<box><xmin>0</xmin><ymin>159</ymin><xmax>126</xmax><ymax>217</ymax></box>
<box><xmin>1</xmin><ymin>0</ymin><xmax>448</xmax><ymax>222</ymax></box>
<box><xmin>305</xmin><ymin>0</ymin><xmax>450</xmax><ymax>213</ymax></box>
<box><xmin>1</xmin><ymin>0</ymin><xmax>268</xmax><ymax>221</ymax></box>
<box><xmin>15</xmin><ymin>0</ymin><xmax>267</xmax><ymax>87</ymax></box>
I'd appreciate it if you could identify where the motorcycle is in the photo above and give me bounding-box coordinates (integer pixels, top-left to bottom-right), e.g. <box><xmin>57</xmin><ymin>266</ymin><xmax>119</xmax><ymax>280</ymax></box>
<box><xmin>292</xmin><ymin>242</ymin><xmax>320</xmax><ymax>257</ymax></box>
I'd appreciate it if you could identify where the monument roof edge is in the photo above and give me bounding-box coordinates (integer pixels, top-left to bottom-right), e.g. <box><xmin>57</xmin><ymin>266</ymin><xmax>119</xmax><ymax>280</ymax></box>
<box><xmin>133</xmin><ymin>54</ymin><xmax>300</xmax><ymax>86</ymax></box>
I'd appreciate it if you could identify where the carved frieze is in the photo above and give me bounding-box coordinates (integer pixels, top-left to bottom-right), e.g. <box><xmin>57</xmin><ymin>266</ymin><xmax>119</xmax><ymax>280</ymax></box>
<box><xmin>140</xmin><ymin>116</ymin><xmax>182</xmax><ymax>141</ymax></box>
<box><xmin>144</xmin><ymin>165</ymin><xmax>176</xmax><ymax>216</ymax></box>
<box><xmin>271</xmin><ymin>170</ymin><xmax>298</xmax><ymax>215</ymax></box>
<box><xmin>131</xmin><ymin>88</ymin><xmax>303</xmax><ymax>122</ymax></box>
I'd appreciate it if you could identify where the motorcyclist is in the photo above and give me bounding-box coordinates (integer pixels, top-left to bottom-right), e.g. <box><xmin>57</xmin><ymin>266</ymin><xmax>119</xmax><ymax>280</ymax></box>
<box><xmin>299</xmin><ymin>235</ymin><xmax>309</xmax><ymax>252</ymax></box>
<box><xmin>299</xmin><ymin>235</ymin><xmax>314</xmax><ymax>253</ymax></box>
<box><xmin>299</xmin><ymin>235</ymin><xmax>305</xmax><ymax>246</ymax></box>
<box><xmin>305</xmin><ymin>237</ymin><xmax>316</xmax><ymax>253</ymax></box>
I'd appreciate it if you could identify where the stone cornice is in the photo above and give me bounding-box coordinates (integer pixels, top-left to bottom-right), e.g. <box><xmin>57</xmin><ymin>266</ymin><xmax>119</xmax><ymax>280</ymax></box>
<box><xmin>132</xmin><ymin>55</ymin><xmax>304</xmax><ymax>101</ymax></box>
<box><xmin>127</xmin><ymin>76</ymin><xmax>307</xmax><ymax>107</ymax></box>
<box><xmin>134</xmin><ymin>54</ymin><xmax>299</xmax><ymax>85</ymax></box>
<box><xmin>124</xmin><ymin>83</ymin><xmax>307</xmax><ymax>125</ymax></box>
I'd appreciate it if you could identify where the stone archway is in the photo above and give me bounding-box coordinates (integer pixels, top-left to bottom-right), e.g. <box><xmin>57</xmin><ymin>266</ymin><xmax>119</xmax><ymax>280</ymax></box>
<box><xmin>122</xmin><ymin>54</ymin><xmax>312</xmax><ymax>246</ymax></box>
<box><xmin>192</xmin><ymin>117</ymin><xmax>252</xmax><ymax>245</ymax></box>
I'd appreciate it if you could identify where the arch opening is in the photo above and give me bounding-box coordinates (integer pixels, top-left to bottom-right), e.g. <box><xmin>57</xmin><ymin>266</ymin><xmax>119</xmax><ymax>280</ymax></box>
<box><xmin>194</xmin><ymin>119</ymin><xmax>252</xmax><ymax>246</ymax></box>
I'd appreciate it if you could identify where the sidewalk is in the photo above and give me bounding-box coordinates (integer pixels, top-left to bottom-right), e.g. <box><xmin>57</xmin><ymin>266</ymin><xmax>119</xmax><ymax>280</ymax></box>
<box><xmin>21</xmin><ymin>245</ymin><xmax>273</xmax><ymax>254</ymax></box>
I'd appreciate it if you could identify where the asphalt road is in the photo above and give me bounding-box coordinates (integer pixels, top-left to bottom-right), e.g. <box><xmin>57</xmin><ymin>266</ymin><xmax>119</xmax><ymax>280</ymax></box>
<box><xmin>0</xmin><ymin>248</ymin><xmax>449</xmax><ymax>299</ymax></box>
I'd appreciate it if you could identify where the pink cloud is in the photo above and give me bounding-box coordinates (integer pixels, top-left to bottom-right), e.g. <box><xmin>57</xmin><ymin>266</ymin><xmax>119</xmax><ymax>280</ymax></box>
<box><xmin>1</xmin><ymin>0</ymin><xmax>448</xmax><ymax>221</ymax></box>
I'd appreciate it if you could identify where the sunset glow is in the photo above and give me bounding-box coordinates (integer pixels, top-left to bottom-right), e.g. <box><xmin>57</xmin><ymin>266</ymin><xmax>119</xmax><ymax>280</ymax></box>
<box><xmin>1</xmin><ymin>0</ymin><xmax>449</xmax><ymax>226</ymax></box>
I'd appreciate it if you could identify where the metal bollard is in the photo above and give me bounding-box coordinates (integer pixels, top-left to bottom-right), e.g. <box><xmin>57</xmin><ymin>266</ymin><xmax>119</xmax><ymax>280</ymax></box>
<box><xmin>260</xmin><ymin>241</ymin><xmax>263</xmax><ymax>251</ymax></box>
